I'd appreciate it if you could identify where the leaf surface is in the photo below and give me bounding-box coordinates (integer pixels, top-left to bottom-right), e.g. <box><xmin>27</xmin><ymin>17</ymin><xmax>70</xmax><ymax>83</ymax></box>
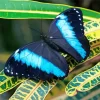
<box><xmin>65</xmin><ymin>62</ymin><xmax>100</xmax><ymax>96</ymax></box>
<box><xmin>0</xmin><ymin>70</ymin><xmax>24</xmax><ymax>94</ymax></box>
<box><xmin>0</xmin><ymin>1</ymin><xmax>99</xmax><ymax>21</ymax></box>
<box><xmin>9</xmin><ymin>79</ymin><xmax>56</xmax><ymax>100</ymax></box>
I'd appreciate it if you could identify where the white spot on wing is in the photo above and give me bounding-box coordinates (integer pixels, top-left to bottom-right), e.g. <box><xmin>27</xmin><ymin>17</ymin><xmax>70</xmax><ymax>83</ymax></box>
<box><xmin>7</xmin><ymin>70</ymin><xmax>9</xmax><ymax>72</ymax></box>
<box><xmin>73</xmin><ymin>8</ymin><xmax>76</xmax><ymax>10</ymax></box>
<box><xmin>76</xmin><ymin>11</ymin><xmax>79</xmax><ymax>13</ymax></box>
<box><xmin>50</xmin><ymin>36</ymin><xmax>53</xmax><ymax>39</ymax></box>
<box><xmin>56</xmin><ymin>15</ymin><xmax>60</xmax><ymax>18</ymax></box>
<box><xmin>16</xmin><ymin>73</ymin><xmax>18</xmax><ymax>75</ymax></box>
<box><xmin>15</xmin><ymin>49</ymin><xmax>19</xmax><ymax>54</ymax></box>
<box><xmin>5</xmin><ymin>67</ymin><xmax>7</xmax><ymax>69</ymax></box>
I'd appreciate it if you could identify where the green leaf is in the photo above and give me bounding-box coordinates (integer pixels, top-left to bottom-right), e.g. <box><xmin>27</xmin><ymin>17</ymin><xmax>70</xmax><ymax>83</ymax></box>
<box><xmin>85</xmin><ymin>20</ymin><xmax>100</xmax><ymax>41</ymax></box>
<box><xmin>0</xmin><ymin>70</ymin><xmax>24</xmax><ymax>94</ymax></box>
<box><xmin>65</xmin><ymin>84</ymin><xmax>100</xmax><ymax>100</ymax></box>
<box><xmin>9</xmin><ymin>79</ymin><xmax>56</xmax><ymax>100</ymax></box>
<box><xmin>79</xmin><ymin>75</ymin><xmax>100</xmax><ymax>92</ymax></box>
<box><xmin>65</xmin><ymin>62</ymin><xmax>100</xmax><ymax>96</ymax></box>
<box><xmin>8</xmin><ymin>0</ymin><xmax>32</xmax><ymax>1</ymax></box>
<box><xmin>0</xmin><ymin>1</ymin><xmax>99</xmax><ymax>21</ymax></box>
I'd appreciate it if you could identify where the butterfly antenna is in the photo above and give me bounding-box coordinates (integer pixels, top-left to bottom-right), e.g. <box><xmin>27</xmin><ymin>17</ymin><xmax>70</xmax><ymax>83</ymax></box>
<box><xmin>40</xmin><ymin>19</ymin><xmax>44</xmax><ymax>36</ymax></box>
<box><xmin>29</xmin><ymin>27</ymin><xmax>41</xmax><ymax>35</ymax></box>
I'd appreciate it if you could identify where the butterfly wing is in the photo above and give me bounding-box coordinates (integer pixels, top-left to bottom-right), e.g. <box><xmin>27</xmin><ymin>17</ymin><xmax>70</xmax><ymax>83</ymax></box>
<box><xmin>48</xmin><ymin>8</ymin><xmax>90</xmax><ymax>62</ymax></box>
<box><xmin>4</xmin><ymin>41</ymin><xmax>69</xmax><ymax>80</ymax></box>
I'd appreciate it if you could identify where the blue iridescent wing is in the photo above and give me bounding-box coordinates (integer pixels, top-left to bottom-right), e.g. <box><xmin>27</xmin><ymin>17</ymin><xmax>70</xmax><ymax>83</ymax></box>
<box><xmin>48</xmin><ymin>8</ymin><xmax>90</xmax><ymax>62</ymax></box>
<box><xmin>4</xmin><ymin>41</ymin><xmax>69</xmax><ymax>80</ymax></box>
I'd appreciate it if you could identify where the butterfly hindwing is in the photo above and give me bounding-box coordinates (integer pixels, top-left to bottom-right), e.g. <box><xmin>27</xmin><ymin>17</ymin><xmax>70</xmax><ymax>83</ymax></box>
<box><xmin>4</xmin><ymin>41</ymin><xmax>69</xmax><ymax>80</ymax></box>
<box><xmin>48</xmin><ymin>8</ymin><xmax>90</xmax><ymax>62</ymax></box>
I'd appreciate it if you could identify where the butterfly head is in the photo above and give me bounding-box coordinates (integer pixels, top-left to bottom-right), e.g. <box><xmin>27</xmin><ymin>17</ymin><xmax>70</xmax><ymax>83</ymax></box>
<box><xmin>40</xmin><ymin>34</ymin><xmax>47</xmax><ymax>40</ymax></box>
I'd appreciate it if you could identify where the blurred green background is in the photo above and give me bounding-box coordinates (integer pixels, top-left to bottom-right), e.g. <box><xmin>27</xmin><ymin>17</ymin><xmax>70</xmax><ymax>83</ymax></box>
<box><xmin>0</xmin><ymin>0</ymin><xmax>100</xmax><ymax>100</ymax></box>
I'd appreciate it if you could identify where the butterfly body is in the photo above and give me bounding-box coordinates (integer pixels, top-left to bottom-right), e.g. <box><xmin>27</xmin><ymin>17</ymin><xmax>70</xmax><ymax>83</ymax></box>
<box><xmin>4</xmin><ymin>8</ymin><xmax>90</xmax><ymax>81</ymax></box>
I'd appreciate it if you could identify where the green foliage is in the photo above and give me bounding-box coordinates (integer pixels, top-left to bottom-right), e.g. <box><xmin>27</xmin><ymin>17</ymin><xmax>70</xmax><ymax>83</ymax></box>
<box><xmin>65</xmin><ymin>62</ymin><xmax>100</xmax><ymax>96</ymax></box>
<box><xmin>0</xmin><ymin>70</ymin><xmax>24</xmax><ymax>94</ymax></box>
<box><xmin>9</xmin><ymin>79</ymin><xmax>56</xmax><ymax>100</ymax></box>
<box><xmin>85</xmin><ymin>20</ymin><xmax>100</xmax><ymax>40</ymax></box>
<box><xmin>66</xmin><ymin>84</ymin><xmax>100</xmax><ymax>100</ymax></box>
<box><xmin>0</xmin><ymin>1</ymin><xmax>100</xmax><ymax>100</ymax></box>
<box><xmin>0</xmin><ymin>1</ymin><xmax>99</xmax><ymax>21</ymax></box>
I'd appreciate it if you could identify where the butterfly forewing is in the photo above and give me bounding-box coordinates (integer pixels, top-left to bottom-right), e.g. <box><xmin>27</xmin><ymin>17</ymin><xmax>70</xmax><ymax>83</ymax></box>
<box><xmin>48</xmin><ymin>8</ymin><xmax>90</xmax><ymax>62</ymax></box>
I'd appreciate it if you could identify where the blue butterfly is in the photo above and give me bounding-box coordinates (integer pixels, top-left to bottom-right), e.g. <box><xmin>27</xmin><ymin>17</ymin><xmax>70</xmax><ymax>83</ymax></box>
<box><xmin>4</xmin><ymin>8</ymin><xmax>90</xmax><ymax>81</ymax></box>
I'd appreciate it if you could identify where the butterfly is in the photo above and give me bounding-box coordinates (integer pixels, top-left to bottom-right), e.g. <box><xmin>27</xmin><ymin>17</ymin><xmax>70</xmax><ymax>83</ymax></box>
<box><xmin>4</xmin><ymin>8</ymin><xmax>90</xmax><ymax>81</ymax></box>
